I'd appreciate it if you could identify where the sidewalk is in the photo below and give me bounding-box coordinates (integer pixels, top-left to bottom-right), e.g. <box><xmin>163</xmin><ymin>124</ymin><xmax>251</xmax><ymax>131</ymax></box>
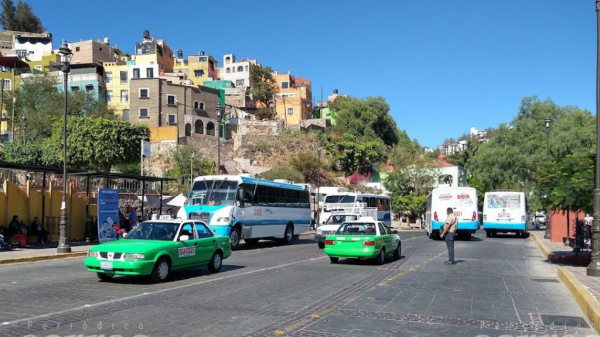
<box><xmin>531</xmin><ymin>229</ymin><xmax>600</xmax><ymax>335</ymax></box>
<box><xmin>0</xmin><ymin>241</ymin><xmax>94</xmax><ymax>265</ymax></box>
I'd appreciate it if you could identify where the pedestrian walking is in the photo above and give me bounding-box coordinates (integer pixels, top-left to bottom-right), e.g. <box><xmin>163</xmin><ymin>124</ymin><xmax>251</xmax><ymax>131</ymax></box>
<box><xmin>440</xmin><ymin>207</ymin><xmax>458</xmax><ymax>265</ymax></box>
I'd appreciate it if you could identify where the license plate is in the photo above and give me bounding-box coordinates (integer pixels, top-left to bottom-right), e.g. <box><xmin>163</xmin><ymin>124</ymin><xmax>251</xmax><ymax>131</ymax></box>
<box><xmin>100</xmin><ymin>261</ymin><xmax>113</xmax><ymax>270</ymax></box>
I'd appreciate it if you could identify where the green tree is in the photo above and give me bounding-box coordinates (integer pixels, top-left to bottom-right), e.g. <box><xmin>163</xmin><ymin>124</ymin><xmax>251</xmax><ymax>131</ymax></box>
<box><xmin>261</xmin><ymin>166</ymin><xmax>304</xmax><ymax>183</ymax></box>
<box><xmin>0</xmin><ymin>0</ymin><xmax>16</xmax><ymax>30</ymax></box>
<box><xmin>2</xmin><ymin>141</ymin><xmax>46</xmax><ymax>165</ymax></box>
<box><xmin>290</xmin><ymin>152</ymin><xmax>322</xmax><ymax>184</ymax></box>
<box><xmin>249</xmin><ymin>65</ymin><xmax>277</xmax><ymax>118</ymax></box>
<box><xmin>162</xmin><ymin>145</ymin><xmax>214</xmax><ymax>193</ymax></box>
<box><xmin>467</xmin><ymin>96</ymin><xmax>594</xmax><ymax>208</ymax></box>
<box><xmin>329</xmin><ymin>96</ymin><xmax>409</xmax><ymax>147</ymax></box>
<box><xmin>44</xmin><ymin>117</ymin><xmax>150</xmax><ymax>172</ymax></box>
<box><xmin>325</xmin><ymin>133</ymin><xmax>382</xmax><ymax>176</ymax></box>
<box><xmin>534</xmin><ymin>153</ymin><xmax>594</xmax><ymax>217</ymax></box>
<box><xmin>14</xmin><ymin>1</ymin><xmax>43</xmax><ymax>32</ymax></box>
<box><xmin>6</xmin><ymin>75</ymin><xmax>115</xmax><ymax>143</ymax></box>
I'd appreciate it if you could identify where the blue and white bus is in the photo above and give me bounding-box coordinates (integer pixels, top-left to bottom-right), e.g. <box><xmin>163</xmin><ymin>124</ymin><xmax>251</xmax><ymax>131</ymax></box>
<box><xmin>482</xmin><ymin>191</ymin><xmax>529</xmax><ymax>238</ymax></box>
<box><xmin>177</xmin><ymin>175</ymin><xmax>311</xmax><ymax>249</ymax></box>
<box><xmin>318</xmin><ymin>192</ymin><xmax>391</xmax><ymax>227</ymax></box>
<box><xmin>425</xmin><ymin>187</ymin><xmax>479</xmax><ymax>240</ymax></box>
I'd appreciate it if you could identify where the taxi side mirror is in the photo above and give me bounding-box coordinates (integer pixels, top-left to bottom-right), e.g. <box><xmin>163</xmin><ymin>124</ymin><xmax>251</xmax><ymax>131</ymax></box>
<box><xmin>179</xmin><ymin>235</ymin><xmax>190</xmax><ymax>241</ymax></box>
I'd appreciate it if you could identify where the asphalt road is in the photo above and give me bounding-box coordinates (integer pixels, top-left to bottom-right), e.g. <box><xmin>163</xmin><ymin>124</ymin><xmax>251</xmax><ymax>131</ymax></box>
<box><xmin>0</xmin><ymin>231</ymin><xmax>597</xmax><ymax>337</ymax></box>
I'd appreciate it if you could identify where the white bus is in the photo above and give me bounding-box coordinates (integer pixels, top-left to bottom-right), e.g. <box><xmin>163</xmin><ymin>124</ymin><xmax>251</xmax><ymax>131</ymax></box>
<box><xmin>177</xmin><ymin>175</ymin><xmax>311</xmax><ymax>249</ymax></box>
<box><xmin>318</xmin><ymin>192</ymin><xmax>391</xmax><ymax>227</ymax></box>
<box><xmin>483</xmin><ymin>191</ymin><xmax>529</xmax><ymax>238</ymax></box>
<box><xmin>425</xmin><ymin>187</ymin><xmax>479</xmax><ymax>240</ymax></box>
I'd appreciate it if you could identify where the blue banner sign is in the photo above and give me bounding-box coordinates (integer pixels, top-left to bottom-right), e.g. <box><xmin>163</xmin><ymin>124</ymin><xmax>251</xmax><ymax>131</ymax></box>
<box><xmin>98</xmin><ymin>188</ymin><xmax>120</xmax><ymax>243</ymax></box>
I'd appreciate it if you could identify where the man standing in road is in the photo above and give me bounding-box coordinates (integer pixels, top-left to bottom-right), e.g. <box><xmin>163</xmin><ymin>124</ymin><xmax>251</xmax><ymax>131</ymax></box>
<box><xmin>440</xmin><ymin>207</ymin><xmax>457</xmax><ymax>265</ymax></box>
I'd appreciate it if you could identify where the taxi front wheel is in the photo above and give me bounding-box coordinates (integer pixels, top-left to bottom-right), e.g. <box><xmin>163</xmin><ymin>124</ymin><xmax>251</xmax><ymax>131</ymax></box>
<box><xmin>150</xmin><ymin>257</ymin><xmax>171</xmax><ymax>283</ymax></box>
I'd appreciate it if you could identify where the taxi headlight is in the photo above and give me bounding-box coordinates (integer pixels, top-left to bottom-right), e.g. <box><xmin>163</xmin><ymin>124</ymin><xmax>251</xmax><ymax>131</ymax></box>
<box><xmin>215</xmin><ymin>217</ymin><xmax>230</xmax><ymax>223</ymax></box>
<box><xmin>316</xmin><ymin>229</ymin><xmax>322</xmax><ymax>235</ymax></box>
<box><xmin>123</xmin><ymin>253</ymin><xmax>145</xmax><ymax>260</ymax></box>
<box><xmin>87</xmin><ymin>250</ymin><xmax>99</xmax><ymax>257</ymax></box>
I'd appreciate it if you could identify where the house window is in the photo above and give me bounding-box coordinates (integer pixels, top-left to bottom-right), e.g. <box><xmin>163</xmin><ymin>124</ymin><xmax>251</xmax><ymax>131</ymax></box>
<box><xmin>194</xmin><ymin>70</ymin><xmax>204</xmax><ymax>77</ymax></box>
<box><xmin>133</xmin><ymin>68</ymin><xmax>140</xmax><ymax>79</ymax></box>
<box><xmin>281</xmin><ymin>82</ymin><xmax>289</xmax><ymax>89</ymax></box>
<box><xmin>86</xmin><ymin>84</ymin><xmax>94</xmax><ymax>92</ymax></box>
<box><xmin>75</xmin><ymin>46</ymin><xmax>80</xmax><ymax>52</ymax></box>
<box><xmin>185</xmin><ymin>123</ymin><xmax>191</xmax><ymax>136</ymax></box>
<box><xmin>120</xmin><ymin>71</ymin><xmax>128</xmax><ymax>84</ymax></box>
<box><xmin>121</xmin><ymin>90</ymin><xmax>128</xmax><ymax>102</ymax></box>
<box><xmin>199</xmin><ymin>102</ymin><xmax>205</xmax><ymax>110</ymax></box>
<box><xmin>245</xmin><ymin>65</ymin><xmax>248</xmax><ymax>71</ymax></box>
<box><xmin>106</xmin><ymin>90</ymin><xmax>113</xmax><ymax>103</ymax></box>
<box><xmin>70</xmin><ymin>86</ymin><xmax>79</xmax><ymax>92</ymax></box>
<box><xmin>34</xmin><ymin>65</ymin><xmax>42</xmax><ymax>72</ymax></box>
<box><xmin>105</xmin><ymin>72</ymin><xmax>112</xmax><ymax>84</ymax></box>
<box><xmin>167</xmin><ymin>95</ymin><xmax>176</xmax><ymax>106</ymax></box>
<box><xmin>122</xmin><ymin>109</ymin><xmax>130</xmax><ymax>121</ymax></box>
<box><xmin>195</xmin><ymin>120</ymin><xmax>204</xmax><ymax>134</ymax></box>
<box><xmin>139</xmin><ymin>88</ymin><xmax>149</xmax><ymax>98</ymax></box>
<box><xmin>237</xmin><ymin>66</ymin><xmax>243</xmax><ymax>72</ymax></box>
<box><xmin>0</xmin><ymin>79</ymin><xmax>11</xmax><ymax>90</ymax></box>
<box><xmin>168</xmin><ymin>114</ymin><xmax>176</xmax><ymax>124</ymax></box>
<box><xmin>139</xmin><ymin>108</ymin><xmax>149</xmax><ymax>118</ymax></box>
<box><xmin>287</xmin><ymin>108</ymin><xmax>294</xmax><ymax>115</ymax></box>
<box><xmin>16</xmin><ymin>49</ymin><xmax>27</xmax><ymax>57</ymax></box>
<box><xmin>236</xmin><ymin>79</ymin><xmax>244</xmax><ymax>87</ymax></box>
<box><xmin>226</xmin><ymin>68</ymin><xmax>230</xmax><ymax>73</ymax></box>
<box><xmin>193</xmin><ymin>102</ymin><xmax>199</xmax><ymax>109</ymax></box>
<box><xmin>146</xmin><ymin>68</ymin><xmax>154</xmax><ymax>78</ymax></box>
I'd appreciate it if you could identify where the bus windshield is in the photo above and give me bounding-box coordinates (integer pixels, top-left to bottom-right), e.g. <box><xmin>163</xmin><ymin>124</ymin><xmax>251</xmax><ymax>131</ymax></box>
<box><xmin>324</xmin><ymin>195</ymin><xmax>356</xmax><ymax>204</ymax></box>
<box><xmin>187</xmin><ymin>180</ymin><xmax>238</xmax><ymax>206</ymax></box>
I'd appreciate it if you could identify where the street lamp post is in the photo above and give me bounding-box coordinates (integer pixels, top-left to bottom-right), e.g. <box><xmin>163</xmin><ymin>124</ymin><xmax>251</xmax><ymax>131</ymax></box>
<box><xmin>544</xmin><ymin>116</ymin><xmax>552</xmax><ymax>240</ymax></box>
<box><xmin>216</xmin><ymin>104</ymin><xmax>223</xmax><ymax>175</ymax></box>
<box><xmin>57</xmin><ymin>40</ymin><xmax>72</xmax><ymax>254</ymax></box>
<box><xmin>588</xmin><ymin>0</ymin><xmax>600</xmax><ymax>276</ymax></box>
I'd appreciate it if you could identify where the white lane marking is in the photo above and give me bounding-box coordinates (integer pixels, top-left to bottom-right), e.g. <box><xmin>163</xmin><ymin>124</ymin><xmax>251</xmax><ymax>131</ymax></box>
<box><xmin>3</xmin><ymin>255</ymin><xmax>327</xmax><ymax>326</ymax></box>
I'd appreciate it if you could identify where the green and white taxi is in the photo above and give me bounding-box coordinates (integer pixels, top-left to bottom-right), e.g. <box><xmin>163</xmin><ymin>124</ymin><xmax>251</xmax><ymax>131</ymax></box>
<box><xmin>84</xmin><ymin>219</ymin><xmax>232</xmax><ymax>282</ymax></box>
<box><xmin>323</xmin><ymin>218</ymin><xmax>401</xmax><ymax>265</ymax></box>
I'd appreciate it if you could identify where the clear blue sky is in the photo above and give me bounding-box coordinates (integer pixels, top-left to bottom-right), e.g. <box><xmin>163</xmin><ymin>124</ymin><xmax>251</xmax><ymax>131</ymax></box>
<box><xmin>23</xmin><ymin>0</ymin><xmax>597</xmax><ymax>148</ymax></box>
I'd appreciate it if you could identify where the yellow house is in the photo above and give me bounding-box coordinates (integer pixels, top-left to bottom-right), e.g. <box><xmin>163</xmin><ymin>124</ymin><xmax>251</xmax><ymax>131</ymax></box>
<box><xmin>103</xmin><ymin>59</ymin><xmax>133</xmax><ymax>120</ymax></box>
<box><xmin>134</xmin><ymin>32</ymin><xmax>174</xmax><ymax>75</ymax></box>
<box><xmin>0</xmin><ymin>56</ymin><xmax>29</xmax><ymax>140</ymax></box>
<box><xmin>273</xmin><ymin>73</ymin><xmax>312</xmax><ymax>126</ymax></box>
<box><xmin>28</xmin><ymin>53</ymin><xmax>60</xmax><ymax>74</ymax></box>
<box><xmin>172</xmin><ymin>52</ymin><xmax>218</xmax><ymax>86</ymax></box>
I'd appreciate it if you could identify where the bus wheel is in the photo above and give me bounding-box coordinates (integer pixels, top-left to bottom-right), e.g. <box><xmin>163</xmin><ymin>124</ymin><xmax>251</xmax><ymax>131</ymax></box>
<box><xmin>230</xmin><ymin>227</ymin><xmax>241</xmax><ymax>249</ymax></box>
<box><xmin>282</xmin><ymin>225</ymin><xmax>293</xmax><ymax>244</ymax></box>
<box><xmin>485</xmin><ymin>230</ymin><xmax>491</xmax><ymax>238</ymax></box>
<box><xmin>464</xmin><ymin>232</ymin><xmax>472</xmax><ymax>241</ymax></box>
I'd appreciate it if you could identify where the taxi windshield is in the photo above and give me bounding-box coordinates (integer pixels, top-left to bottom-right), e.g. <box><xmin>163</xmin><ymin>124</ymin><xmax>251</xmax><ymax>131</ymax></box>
<box><xmin>126</xmin><ymin>222</ymin><xmax>179</xmax><ymax>240</ymax></box>
<box><xmin>336</xmin><ymin>222</ymin><xmax>376</xmax><ymax>235</ymax></box>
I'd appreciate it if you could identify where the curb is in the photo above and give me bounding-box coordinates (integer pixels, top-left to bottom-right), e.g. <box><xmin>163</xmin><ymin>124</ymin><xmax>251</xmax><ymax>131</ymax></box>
<box><xmin>557</xmin><ymin>266</ymin><xmax>600</xmax><ymax>335</ymax></box>
<box><xmin>0</xmin><ymin>251</ymin><xmax>88</xmax><ymax>265</ymax></box>
<box><xmin>530</xmin><ymin>233</ymin><xmax>550</xmax><ymax>259</ymax></box>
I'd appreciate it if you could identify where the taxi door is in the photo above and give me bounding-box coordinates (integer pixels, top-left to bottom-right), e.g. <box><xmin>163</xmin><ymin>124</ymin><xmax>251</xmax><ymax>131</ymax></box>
<box><xmin>194</xmin><ymin>222</ymin><xmax>218</xmax><ymax>265</ymax></box>
<box><xmin>377</xmin><ymin>222</ymin><xmax>394</xmax><ymax>252</ymax></box>
<box><xmin>174</xmin><ymin>222</ymin><xmax>202</xmax><ymax>268</ymax></box>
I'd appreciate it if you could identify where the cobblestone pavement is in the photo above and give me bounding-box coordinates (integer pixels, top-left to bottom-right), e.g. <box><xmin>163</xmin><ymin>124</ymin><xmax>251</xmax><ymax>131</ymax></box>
<box><xmin>0</xmin><ymin>232</ymin><xmax>596</xmax><ymax>337</ymax></box>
